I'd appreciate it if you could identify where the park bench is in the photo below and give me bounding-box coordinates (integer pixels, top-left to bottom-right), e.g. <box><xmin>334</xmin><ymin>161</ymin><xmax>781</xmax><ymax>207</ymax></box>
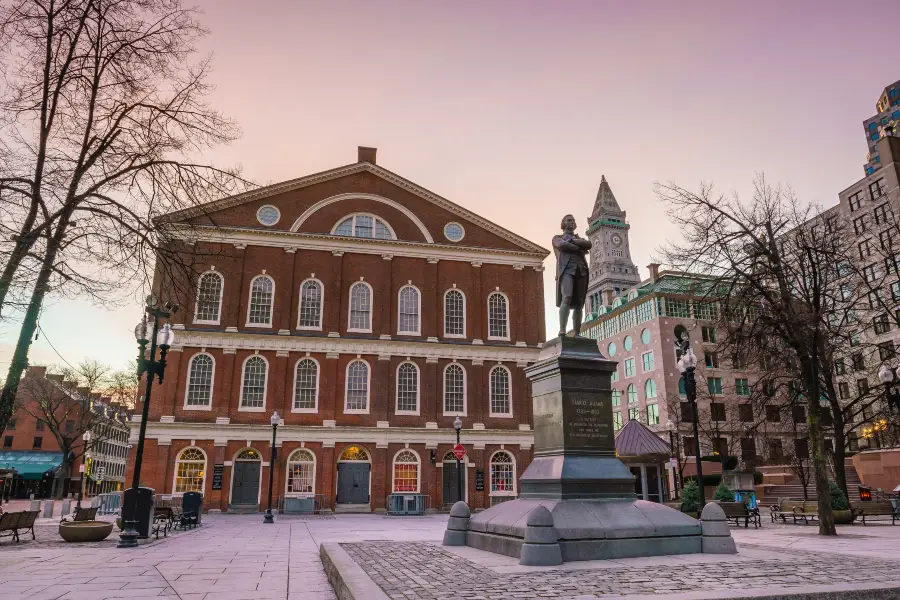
<box><xmin>0</xmin><ymin>510</ymin><xmax>39</xmax><ymax>543</ymax></box>
<box><xmin>715</xmin><ymin>501</ymin><xmax>761</xmax><ymax>528</ymax></box>
<box><xmin>769</xmin><ymin>500</ymin><xmax>818</xmax><ymax>524</ymax></box>
<box><xmin>151</xmin><ymin>508</ymin><xmax>171</xmax><ymax>539</ymax></box>
<box><xmin>851</xmin><ymin>500</ymin><xmax>899</xmax><ymax>525</ymax></box>
<box><xmin>61</xmin><ymin>506</ymin><xmax>98</xmax><ymax>523</ymax></box>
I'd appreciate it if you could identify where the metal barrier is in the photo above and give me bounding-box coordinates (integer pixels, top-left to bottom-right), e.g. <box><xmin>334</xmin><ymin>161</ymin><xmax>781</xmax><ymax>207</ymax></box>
<box><xmin>97</xmin><ymin>492</ymin><xmax>123</xmax><ymax>514</ymax></box>
<box><xmin>277</xmin><ymin>494</ymin><xmax>327</xmax><ymax>514</ymax></box>
<box><xmin>386</xmin><ymin>493</ymin><xmax>430</xmax><ymax>515</ymax></box>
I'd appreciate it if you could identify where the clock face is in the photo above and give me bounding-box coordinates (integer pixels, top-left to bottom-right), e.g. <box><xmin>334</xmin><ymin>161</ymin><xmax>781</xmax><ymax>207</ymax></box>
<box><xmin>611</xmin><ymin>233</ymin><xmax>623</xmax><ymax>247</ymax></box>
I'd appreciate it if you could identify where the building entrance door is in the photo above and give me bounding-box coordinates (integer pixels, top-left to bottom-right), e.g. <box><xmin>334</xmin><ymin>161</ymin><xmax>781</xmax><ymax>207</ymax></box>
<box><xmin>336</xmin><ymin>463</ymin><xmax>370</xmax><ymax>504</ymax></box>
<box><xmin>442</xmin><ymin>453</ymin><xmax>465</xmax><ymax>505</ymax></box>
<box><xmin>231</xmin><ymin>449</ymin><xmax>261</xmax><ymax>506</ymax></box>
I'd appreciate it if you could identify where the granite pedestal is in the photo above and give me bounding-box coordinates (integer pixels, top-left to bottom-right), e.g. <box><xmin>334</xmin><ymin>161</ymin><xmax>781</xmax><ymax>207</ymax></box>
<box><xmin>459</xmin><ymin>336</ymin><xmax>728</xmax><ymax>563</ymax></box>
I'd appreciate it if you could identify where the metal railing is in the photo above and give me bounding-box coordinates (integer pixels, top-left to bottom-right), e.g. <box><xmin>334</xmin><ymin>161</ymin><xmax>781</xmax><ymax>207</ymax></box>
<box><xmin>277</xmin><ymin>494</ymin><xmax>327</xmax><ymax>514</ymax></box>
<box><xmin>386</xmin><ymin>493</ymin><xmax>431</xmax><ymax>515</ymax></box>
<box><xmin>97</xmin><ymin>492</ymin><xmax>123</xmax><ymax>515</ymax></box>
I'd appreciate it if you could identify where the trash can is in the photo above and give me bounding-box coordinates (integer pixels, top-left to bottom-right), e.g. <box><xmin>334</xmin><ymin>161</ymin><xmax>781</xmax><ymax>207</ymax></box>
<box><xmin>122</xmin><ymin>487</ymin><xmax>155</xmax><ymax>539</ymax></box>
<box><xmin>182</xmin><ymin>491</ymin><xmax>203</xmax><ymax>526</ymax></box>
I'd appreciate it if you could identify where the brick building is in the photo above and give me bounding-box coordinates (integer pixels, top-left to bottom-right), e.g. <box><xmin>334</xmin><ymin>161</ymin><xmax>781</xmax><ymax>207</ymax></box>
<box><xmin>129</xmin><ymin>147</ymin><xmax>548</xmax><ymax>513</ymax></box>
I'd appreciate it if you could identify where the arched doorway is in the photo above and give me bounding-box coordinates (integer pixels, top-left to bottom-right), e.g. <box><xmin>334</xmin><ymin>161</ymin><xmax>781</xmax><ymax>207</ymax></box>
<box><xmin>442</xmin><ymin>451</ymin><xmax>467</xmax><ymax>506</ymax></box>
<box><xmin>231</xmin><ymin>448</ymin><xmax>262</xmax><ymax>507</ymax></box>
<box><xmin>336</xmin><ymin>446</ymin><xmax>371</xmax><ymax>507</ymax></box>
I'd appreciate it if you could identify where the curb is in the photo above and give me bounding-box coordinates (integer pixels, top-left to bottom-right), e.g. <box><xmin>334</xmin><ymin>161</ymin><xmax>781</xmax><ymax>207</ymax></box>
<box><xmin>320</xmin><ymin>542</ymin><xmax>389</xmax><ymax>600</ymax></box>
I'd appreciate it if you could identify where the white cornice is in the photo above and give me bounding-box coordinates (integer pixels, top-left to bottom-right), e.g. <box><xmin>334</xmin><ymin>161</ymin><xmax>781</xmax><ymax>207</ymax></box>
<box><xmin>174</xmin><ymin>330</ymin><xmax>542</xmax><ymax>363</ymax></box>
<box><xmin>169</xmin><ymin>225</ymin><xmax>545</xmax><ymax>267</ymax></box>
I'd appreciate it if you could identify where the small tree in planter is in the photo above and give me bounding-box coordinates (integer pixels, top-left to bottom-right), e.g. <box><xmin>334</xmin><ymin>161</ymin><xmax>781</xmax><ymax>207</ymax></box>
<box><xmin>713</xmin><ymin>482</ymin><xmax>735</xmax><ymax>502</ymax></box>
<box><xmin>829</xmin><ymin>482</ymin><xmax>853</xmax><ymax>524</ymax></box>
<box><xmin>681</xmin><ymin>480</ymin><xmax>701</xmax><ymax>514</ymax></box>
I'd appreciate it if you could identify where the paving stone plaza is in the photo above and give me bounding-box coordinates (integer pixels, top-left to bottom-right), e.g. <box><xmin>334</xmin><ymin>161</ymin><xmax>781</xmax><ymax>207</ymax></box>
<box><xmin>3</xmin><ymin>513</ymin><xmax>900</xmax><ymax>599</ymax></box>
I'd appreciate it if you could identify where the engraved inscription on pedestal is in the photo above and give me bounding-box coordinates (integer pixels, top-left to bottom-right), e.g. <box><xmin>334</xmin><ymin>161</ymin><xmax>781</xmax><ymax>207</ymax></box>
<box><xmin>565</xmin><ymin>391</ymin><xmax>613</xmax><ymax>452</ymax></box>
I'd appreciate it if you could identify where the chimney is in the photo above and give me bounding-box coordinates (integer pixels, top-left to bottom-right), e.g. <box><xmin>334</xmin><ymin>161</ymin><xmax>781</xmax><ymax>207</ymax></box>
<box><xmin>358</xmin><ymin>146</ymin><xmax>377</xmax><ymax>164</ymax></box>
<box><xmin>647</xmin><ymin>263</ymin><xmax>660</xmax><ymax>283</ymax></box>
<box><xmin>603</xmin><ymin>290</ymin><xmax>615</xmax><ymax>306</ymax></box>
<box><xmin>28</xmin><ymin>365</ymin><xmax>47</xmax><ymax>379</ymax></box>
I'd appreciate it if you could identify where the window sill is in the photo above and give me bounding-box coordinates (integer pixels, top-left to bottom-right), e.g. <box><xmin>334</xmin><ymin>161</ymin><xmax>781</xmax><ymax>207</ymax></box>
<box><xmin>193</xmin><ymin>320</ymin><xmax>221</xmax><ymax>326</ymax></box>
<box><xmin>396</xmin><ymin>331</ymin><xmax>422</xmax><ymax>337</ymax></box>
<box><xmin>487</xmin><ymin>336</ymin><xmax>511</xmax><ymax>342</ymax></box>
<box><xmin>347</xmin><ymin>328</ymin><xmax>372</xmax><ymax>334</ymax></box>
<box><xmin>291</xmin><ymin>408</ymin><xmax>318</xmax><ymax>414</ymax></box>
<box><xmin>489</xmin><ymin>491</ymin><xmax>516</xmax><ymax>497</ymax></box>
<box><xmin>245</xmin><ymin>323</ymin><xmax>273</xmax><ymax>328</ymax></box>
<box><xmin>443</xmin><ymin>333</ymin><xmax>466</xmax><ymax>339</ymax></box>
<box><xmin>296</xmin><ymin>325</ymin><xmax>323</xmax><ymax>331</ymax></box>
<box><xmin>489</xmin><ymin>413</ymin><xmax>513</xmax><ymax>419</ymax></box>
<box><xmin>238</xmin><ymin>406</ymin><xmax>266</xmax><ymax>412</ymax></box>
<box><xmin>344</xmin><ymin>409</ymin><xmax>370</xmax><ymax>415</ymax></box>
<box><xmin>442</xmin><ymin>411</ymin><xmax>467</xmax><ymax>417</ymax></box>
<box><xmin>183</xmin><ymin>405</ymin><xmax>212</xmax><ymax>411</ymax></box>
<box><xmin>395</xmin><ymin>410</ymin><xmax>420</xmax><ymax>416</ymax></box>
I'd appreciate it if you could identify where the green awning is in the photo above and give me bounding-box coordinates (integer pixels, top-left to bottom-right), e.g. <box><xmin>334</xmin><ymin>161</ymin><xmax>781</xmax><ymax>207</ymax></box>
<box><xmin>0</xmin><ymin>451</ymin><xmax>63</xmax><ymax>480</ymax></box>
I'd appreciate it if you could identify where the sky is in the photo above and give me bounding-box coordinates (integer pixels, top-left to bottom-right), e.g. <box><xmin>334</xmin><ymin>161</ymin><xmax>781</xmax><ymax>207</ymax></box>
<box><xmin>1</xmin><ymin>0</ymin><xmax>898</xmax><ymax>373</ymax></box>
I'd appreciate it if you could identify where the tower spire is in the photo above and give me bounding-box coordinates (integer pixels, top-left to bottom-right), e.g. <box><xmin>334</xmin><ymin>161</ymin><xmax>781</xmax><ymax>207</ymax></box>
<box><xmin>590</xmin><ymin>175</ymin><xmax>623</xmax><ymax>220</ymax></box>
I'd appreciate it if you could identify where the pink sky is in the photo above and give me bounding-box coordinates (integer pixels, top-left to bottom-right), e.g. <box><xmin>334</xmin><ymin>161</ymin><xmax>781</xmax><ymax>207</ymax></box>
<box><xmin>2</xmin><ymin>0</ymin><xmax>897</xmax><ymax>371</ymax></box>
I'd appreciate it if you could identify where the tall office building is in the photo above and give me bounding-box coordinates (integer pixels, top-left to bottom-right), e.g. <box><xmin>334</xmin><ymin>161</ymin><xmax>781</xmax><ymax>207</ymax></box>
<box><xmin>863</xmin><ymin>80</ymin><xmax>900</xmax><ymax>175</ymax></box>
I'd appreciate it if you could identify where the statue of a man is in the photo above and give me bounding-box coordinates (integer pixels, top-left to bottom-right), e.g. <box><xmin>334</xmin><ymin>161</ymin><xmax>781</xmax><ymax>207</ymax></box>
<box><xmin>553</xmin><ymin>214</ymin><xmax>592</xmax><ymax>336</ymax></box>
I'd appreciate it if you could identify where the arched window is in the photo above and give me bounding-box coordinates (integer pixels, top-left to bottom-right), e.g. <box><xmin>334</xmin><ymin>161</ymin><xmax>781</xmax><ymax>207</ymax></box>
<box><xmin>247</xmin><ymin>275</ymin><xmax>274</xmax><ymax>326</ymax></box>
<box><xmin>286</xmin><ymin>449</ymin><xmax>315</xmax><ymax>495</ymax></box>
<box><xmin>185</xmin><ymin>353</ymin><xmax>214</xmax><ymax>408</ymax></box>
<box><xmin>298</xmin><ymin>279</ymin><xmax>323</xmax><ymax>329</ymax></box>
<box><xmin>443</xmin><ymin>364</ymin><xmax>466</xmax><ymax>415</ymax></box>
<box><xmin>488</xmin><ymin>292</ymin><xmax>509</xmax><ymax>339</ymax></box>
<box><xmin>195</xmin><ymin>271</ymin><xmax>223</xmax><ymax>324</ymax></box>
<box><xmin>345</xmin><ymin>360</ymin><xmax>370</xmax><ymax>413</ymax></box>
<box><xmin>626</xmin><ymin>383</ymin><xmax>637</xmax><ymax>405</ymax></box>
<box><xmin>490</xmin><ymin>451</ymin><xmax>515</xmax><ymax>496</ymax></box>
<box><xmin>645</xmin><ymin>379</ymin><xmax>657</xmax><ymax>400</ymax></box>
<box><xmin>397</xmin><ymin>285</ymin><xmax>421</xmax><ymax>335</ymax></box>
<box><xmin>293</xmin><ymin>359</ymin><xmax>319</xmax><ymax>411</ymax></box>
<box><xmin>333</xmin><ymin>213</ymin><xmax>395</xmax><ymax>239</ymax></box>
<box><xmin>348</xmin><ymin>282</ymin><xmax>372</xmax><ymax>332</ymax></box>
<box><xmin>489</xmin><ymin>365</ymin><xmax>512</xmax><ymax>417</ymax></box>
<box><xmin>392</xmin><ymin>449</ymin><xmax>420</xmax><ymax>493</ymax></box>
<box><xmin>444</xmin><ymin>289</ymin><xmax>465</xmax><ymax>337</ymax></box>
<box><xmin>396</xmin><ymin>362</ymin><xmax>419</xmax><ymax>414</ymax></box>
<box><xmin>240</xmin><ymin>356</ymin><xmax>268</xmax><ymax>409</ymax></box>
<box><xmin>173</xmin><ymin>447</ymin><xmax>206</xmax><ymax>494</ymax></box>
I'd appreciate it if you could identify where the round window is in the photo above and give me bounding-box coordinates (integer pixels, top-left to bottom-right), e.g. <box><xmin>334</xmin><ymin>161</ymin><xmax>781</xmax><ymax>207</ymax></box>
<box><xmin>641</xmin><ymin>328</ymin><xmax>651</xmax><ymax>344</ymax></box>
<box><xmin>444</xmin><ymin>222</ymin><xmax>465</xmax><ymax>242</ymax></box>
<box><xmin>623</xmin><ymin>336</ymin><xmax>633</xmax><ymax>351</ymax></box>
<box><xmin>256</xmin><ymin>205</ymin><xmax>281</xmax><ymax>226</ymax></box>
<box><xmin>607</xmin><ymin>342</ymin><xmax>617</xmax><ymax>357</ymax></box>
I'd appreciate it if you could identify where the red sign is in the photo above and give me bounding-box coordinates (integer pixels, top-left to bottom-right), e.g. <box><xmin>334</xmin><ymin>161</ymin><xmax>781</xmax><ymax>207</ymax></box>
<box><xmin>452</xmin><ymin>444</ymin><xmax>467</xmax><ymax>461</ymax></box>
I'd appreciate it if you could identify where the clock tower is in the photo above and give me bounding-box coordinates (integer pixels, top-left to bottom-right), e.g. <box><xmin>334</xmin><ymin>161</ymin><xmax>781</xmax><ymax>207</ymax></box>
<box><xmin>584</xmin><ymin>176</ymin><xmax>641</xmax><ymax>315</ymax></box>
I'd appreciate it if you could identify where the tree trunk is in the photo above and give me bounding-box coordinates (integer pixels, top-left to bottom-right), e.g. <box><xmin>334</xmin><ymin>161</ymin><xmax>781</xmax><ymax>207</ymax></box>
<box><xmin>806</xmin><ymin>378</ymin><xmax>836</xmax><ymax>535</ymax></box>
<box><xmin>832</xmin><ymin>417</ymin><xmax>849</xmax><ymax>500</ymax></box>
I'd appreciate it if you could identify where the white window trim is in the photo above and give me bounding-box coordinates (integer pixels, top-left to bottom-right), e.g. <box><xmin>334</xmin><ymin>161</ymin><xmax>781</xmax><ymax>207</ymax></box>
<box><xmin>183</xmin><ymin>352</ymin><xmax>215</xmax><ymax>411</ymax></box>
<box><xmin>626</xmin><ymin>383</ymin><xmax>638</xmax><ymax>405</ymax></box>
<box><xmin>489</xmin><ymin>450</ymin><xmax>517</xmax><ymax>497</ymax></box>
<box><xmin>344</xmin><ymin>358</ymin><xmax>371</xmax><ymax>415</ymax></box>
<box><xmin>395</xmin><ymin>361</ymin><xmax>421</xmax><ymax>416</ymax></box>
<box><xmin>644</xmin><ymin>378</ymin><xmax>657</xmax><ymax>401</ymax></box>
<box><xmin>347</xmin><ymin>281</ymin><xmax>374</xmax><ymax>333</ymax></box>
<box><xmin>193</xmin><ymin>270</ymin><xmax>224</xmax><ymax>325</ymax></box>
<box><xmin>246</xmin><ymin>274</ymin><xmax>275</xmax><ymax>328</ymax></box>
<box><xmin>489</xmin><ymin>365</ymin><xmax>513</xmax><ymax>418</ymax></box>
<box><xmin>284</xmin><ymin>449</ymin><xmax>316</xmax><ymax>497</ymax></box>
<box><xmin>443</xmin><ymin>288</ymin><xmax>467</xmax><ymax>338</ymax></box>
<box><xmin>296</xmin><ymin>278</ymin><xmax>324</xmax><ymax>331</ymax></box>
<box><xmin>641</xmin><ymin>351</ymin><xmax>654</xmax><ymax>372</ymax></box>
<box><xmin>442</xmin><ymin>363</ymin><xmax>467</xmax><ymax>417</ymax></box>
<box><xmin>396</xmin><ymin>284</ymin><xmax>422</xmax><ymax>336</ymax></box>
<box><xmin>331</xmin><ymin>212</ymin><xmax>397</xmax><ymax>240</ymax></box>
<box><xmin>391</xmin><ymin>449</ymin><xmax>421</xmax><ymax>493</ymax></box>
<box><xmin>291</xmin><ymin>357</ymin><xmax>320</xmax><ymax>414</ymax></box>
<box><xmin>486</xmin><ymin>291</ymin><xmax>511</xmax><ymax>341</ymax></box>
<box><xmin>172</xmin><ymin>447</ymin><xmax>207</xmax><ymax>495</ymax></box>
<box><xmin>238</xmin><ymin>354</ymin><xmax>269</xmax><ymax>412</ymax></box>
<box><xmin>624</xmin><ymin>357</ymin><xmax>636</xmax><ymax>378</ymax></box>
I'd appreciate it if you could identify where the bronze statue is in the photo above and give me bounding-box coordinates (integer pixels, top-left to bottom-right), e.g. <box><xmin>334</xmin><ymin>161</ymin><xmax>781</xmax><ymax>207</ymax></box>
<box><xmin>553</xmin><ymin>214</ymin><xmax>591</xmax><ymax>336</ymax></box>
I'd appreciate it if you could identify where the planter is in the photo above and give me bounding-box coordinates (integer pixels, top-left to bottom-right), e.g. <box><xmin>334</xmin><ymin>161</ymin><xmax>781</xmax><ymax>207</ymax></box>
<box><xmin>59</xmin><ymin>521</ymin><xmax>114</xmax><ymax>543</ymax></box>
<box><xmin>833</xmin><ymin>509</ymin><xmax>854</xmax><ymax>525</ymax></box>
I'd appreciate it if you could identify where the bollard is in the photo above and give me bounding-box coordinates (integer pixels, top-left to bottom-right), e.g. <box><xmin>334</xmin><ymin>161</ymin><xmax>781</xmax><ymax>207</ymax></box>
<box><xmin>61</xmin><ymin>499</ymin><xmax>71</xmax><ymax>516</ymax></box>
<box><xmin>519</xmin><ymin>505</ymin><xmax>562</xmax><ymax>566</ymax></box>
<box><xmin>42</xmin><ymin>500</ymin><xmax>54</xmax><ymax>518</ymax></box>
<box><xmin>30</xmin><ymin>499</ymin><xmax>41</xmax><ymax>512</ymax></box>
<box><xmin>700</xmin><ymin>503</ymin><xmax>737</xmax><ymax>554</ymax></box>
<box><xmin>442</xmin><ymin>501</ymin><xmax>470</xmax><ymax>546</ymax></box>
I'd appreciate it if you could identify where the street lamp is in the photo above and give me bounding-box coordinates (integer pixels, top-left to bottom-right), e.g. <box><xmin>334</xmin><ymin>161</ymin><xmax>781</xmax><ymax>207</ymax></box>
<box><xmin>877</xmin><ymin>364</ymin><xmax>900</xmax><ymax>413</ymax></box>
<box><xmin>119</xmin><ymin>297</ymin><xmax>177</xmax><ymax>549</ymax></box>
<box><xmin>263</xmin><ymin>410</ymin><xmax>280</xmax><ymax>524</ymax></box>
<box><xmin>77</xmin><ymin>431</ymin><xmax>91</xmax><ymax>510</ymax></box>
<box><xmin>454</xmin><ymin>416</ymin><xmax>463</xmax><ymax>503</ymax></box>
<box><xmin>665</xmin><ymin>419</ymin><xmax>680</xmax><ymax>500</ymax></box>
<box><xmin>676</xmin><ymin>333</ymin><xmax>704</xmax><ymax>507</ymax></box>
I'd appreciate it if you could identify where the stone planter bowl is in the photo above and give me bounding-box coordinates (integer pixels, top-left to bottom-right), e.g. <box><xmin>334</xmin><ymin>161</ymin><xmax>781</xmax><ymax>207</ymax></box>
<box><xmin>833</xmin><ymin>509</ymin><xmax>854</xmax><ymax>525</ymax></box>
<box><xmin>59</xmin><ymin>521</ymin><xmax>114</xmax><ymax>543</ymax></box>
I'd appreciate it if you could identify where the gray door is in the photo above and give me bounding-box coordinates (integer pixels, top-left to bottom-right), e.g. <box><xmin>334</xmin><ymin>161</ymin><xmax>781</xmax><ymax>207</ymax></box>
<box><xmin>337</xmin><ymin>463</ymin><xmax>370</xmax><ymax>504</ymax></box>
<box><xmin>231</xmin><ymin>461</ymin><xmax>260</xmax><ymax>505</ymax></box>
<box><xmin>443</xmin><ymin>463</ymin><xmax>462</xmax><ymax>505</ymax></box>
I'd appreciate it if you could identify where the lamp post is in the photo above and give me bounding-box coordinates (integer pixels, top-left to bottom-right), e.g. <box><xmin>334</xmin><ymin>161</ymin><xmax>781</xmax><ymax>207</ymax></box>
<box><xmin>77</xmin><ymin>431</ymin><xmax>91</xmax><ymax>510</ymax></box>
<box><xmin>118</xmin><ymin>296</ymin><xmax>177</xmax><ymax>549</ymax></box>
<box><xmin>263</xmin><ymin>410</ymin><xmax>280</xmax><ymax>524</ymax></box>
<box><xmin>676</xmin><ymin>333</ymin><xmax>704</xmax><ymax>507</ymax></box>
<box><xmin>454</xmin><ymin>416</ymin><xmax>463</xmax><ymax>503</ymax></box>
<box><xmin>878</xmin><ymin>364</ymin><xmax>900</xmax><ymax>414</ymax></box>
<box><xmin>665</xmin><ymin>419</ymin><xmax>680</xmax><ymax>500</ymax></box>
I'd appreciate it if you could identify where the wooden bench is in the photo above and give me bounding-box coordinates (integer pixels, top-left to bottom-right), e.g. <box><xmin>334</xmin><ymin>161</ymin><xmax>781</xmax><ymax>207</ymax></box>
<box><xmin>0</xmin><ymin>510</ymin><xmax>39</xmax><ymax>543</ymax></box>
<box><xmin>716</xmin><ymin>501</ymin><xmax>761</xmax><ymax>528</ymax></box>
<box><xmin>851</xmin><ymin>501</ymin><xmax>899</xmax><ymax>525</ymax></box>
<box><xmin>769</xmin><ymin>500</ymin><xmax>819</xmax><ymax>524</ymax></box>
<box><xmin>61</xmin><ymin>506</ymin><xmax>98</xmax><ymax>523</ymax></box>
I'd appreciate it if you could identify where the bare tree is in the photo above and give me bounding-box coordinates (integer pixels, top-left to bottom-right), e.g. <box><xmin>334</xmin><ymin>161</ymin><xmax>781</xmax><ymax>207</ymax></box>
<box><xmin>0</xmin><ymin>0</ymin><xmax>250</xmax><ymax>435</ymax></box>
<box><xmin>103</xmin><ymin>363</ymin><xmax>139</xmax><ymax>409</ymax></box>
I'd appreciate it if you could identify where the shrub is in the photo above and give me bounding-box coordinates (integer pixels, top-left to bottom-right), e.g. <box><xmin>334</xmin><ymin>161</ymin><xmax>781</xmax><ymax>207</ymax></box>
<box><xmin>829</xmin><ymin>482</ymin><xmax>849</xmax><ymax>510</ymax></box>
<box><xmin>752</xmin><ymin>470</ymin><xmax>764</xmax><ymax>485</ymax></box>
<box><xmin>713</xmin><ymin>482</ymin><xmax>735</xmax><ymax>502</ymax></box>
<box><xmin>681</xmin><ymin>480</ymin><xmax>701</xmax><ymax>513</ymax></box>
<box><xmin>684</xmin><ymin>474</ymin><xmax>722</xmax><ymax>487</ymax></box>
